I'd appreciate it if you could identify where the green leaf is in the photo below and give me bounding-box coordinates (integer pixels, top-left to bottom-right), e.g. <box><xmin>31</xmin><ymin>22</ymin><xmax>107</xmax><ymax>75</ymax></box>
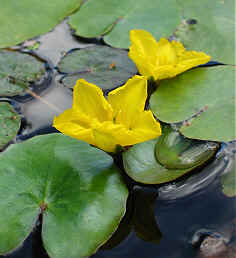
<box><xmin>69</xmin><ymin>0</ymin><xmax>182</xmax><ymax>48</ymax></box>
<box><xmin>175</xmin><ymin>0</ymin><xmax>235</xmax><ymax>64</ymax></box>
<box><xmin>0</xmin><ymin>134</ymin><xmax>128</xmax><ymax>258</ymax></box>
<box><xmin>0</xmin><ymin>0</ymin><xmax>82</xmax><ymax>48</ymax></box>
<box><xmin>58</xmin><ymin>46</ymin><xmax>137</xmax><ymax>90</ymax></box>
<box><xmin>221</xmin><ymin>155</ymin><xmax>236</xmax><ymax>197</ymax></box>
<box><xmin>155</xmin><ymin>125</ymin><xmax>219</xmax><ymax>169</ymax></box>
<box><xmin>150</xmin><ymin>66</ymin><xmax>236</xmax><ymax>142</ymax></box>
<box><xmin>123</xmin><ymin>139</ymin><xmax>195</xmax><ymax>184</ymax></box>
<box><xmin>0</xmin><ymin>50</ymin><xmax>47</xmax><ymax>97</ymax></box>
<box><xmin>0</xmin><ymin>102</ymin><xmax>21</xmax><ymax>149</ymax></box>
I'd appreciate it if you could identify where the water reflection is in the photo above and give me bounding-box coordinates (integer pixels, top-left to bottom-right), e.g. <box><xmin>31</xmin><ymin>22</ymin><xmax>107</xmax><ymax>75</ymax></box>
<box><xmin>158</xmin><ymin>142</ymin><xmax>236</xmax><ymax>200</ymax></box>
<box><xmin>101</xmin><ymin>186</ymin><xmax>162</xmax><ymax>251</ymax></box>
<box><xmin>92</xmin><ymin>142</ymin><xmax>236</xmax><ymax>258</ymax></box>
<box><xmin>35</xmin><ymin>19</ymin><xmax>90</xmax><ymax>66</ymax></box>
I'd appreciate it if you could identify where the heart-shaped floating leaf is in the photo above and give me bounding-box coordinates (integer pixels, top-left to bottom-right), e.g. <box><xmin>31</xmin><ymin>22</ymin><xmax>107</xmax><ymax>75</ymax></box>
<box><xmin>150</xmin><ymin>66</ymin><xmax>236</xmax><ymax>142</ymax></box>
<box><xmin>0</xmin><ymin>134</ymin><xmax>128</xmax><ymax>258</ymax></box>
<box><xmin>175</xmin><ymin>0</ymin><xmax>235</xmax><ymax>64</ymax></box>
<box><xmin>221</xmin><ymin>155</ymin><xmax>236</xmax><ymax>197</ymax></box>
<box><xmin>69</xmin><ymin>0</ymin><xmax>182</xmax><ymax>48</ymax></box>
<box><xmin>0</xmin><ymin>50</ymin><xmax>48</xmax><ymax>97</ymax></box>
<box><xmin>0</xmin><ymin>0</ymin><xmax>82</xmax><ymax>48</ymax></box>
<box><xmin>57</xmin><ymin>46</ymin><xmax>137</xmax><ymax>90</ymax></box>
<box><xmin>123</xmin><ymin>139</ymin><xmax>194</xmax><ymax>184</ymax></box>
<box><xmin>0</xmin><ymin>102</ymin><xmax>21</xmax><ymax>149</ymax></box>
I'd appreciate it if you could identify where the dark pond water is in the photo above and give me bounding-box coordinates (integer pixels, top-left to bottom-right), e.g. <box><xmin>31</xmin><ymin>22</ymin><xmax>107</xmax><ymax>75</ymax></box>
<box><xmin>1</xmin><ymin>20</ymin><xmax>235</xmax><ymax>258</ymax></box>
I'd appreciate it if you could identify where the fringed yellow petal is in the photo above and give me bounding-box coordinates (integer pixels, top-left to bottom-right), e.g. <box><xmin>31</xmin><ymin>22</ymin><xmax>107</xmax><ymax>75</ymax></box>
<box><xmin>168</xmin><ymin>40</ymin><xmax>211</xmax><ymax>78</ymax></box>
<box><xmin>93</xmin><ymin>111</ymin><xmax>161</xmax><ymax>148</ymax></box>
<box><xmin>54</xmin><ymin>76</ymin><xmax>162</xmax><ymax>153</ymax></box>
<box><xmin>94</xmin><ymin>122</ymin><xmax>140</xmax><ymax>148</ymax></box>
<box><xmin>92</xmin><ymin>130</ymin><xmax>117</xmax><ymax>152</ymax></box>
<box><xmin>152</xmin><ymin>65</ymin><xmax>178</xmax><ymax>80</ymax></box>
<box><xmin>123</xmin><ymin>110</ymin><xmax>162</xmax><ymax>144</ymax></box>
<box><xmin>53</xmin><ymin>109</ymin><xmax>95</xmax><ymax>145</ymax></box>
<box><xmin>128</xmin><ymin>29</ymin><xmax>211</xmax><ymax>80</ymax></box>
<box><xmin>129</xmin><ymin>30</ymin><xmax>158</xmax><ymax>62</ymax></box>
<box><xmin>107</xmin><ymin>75</ymin><xmax>147</xmax><ymax>128</ymax></box>
<box><xmin>73</xmin><ymin>79</ymin><xmax>113</xmax><ymax>122</ymax></box>
<box><xmin>92</xmin><ymin>122</ymin><xmax>126</xmax><ymax>152</ymax></box>
<box><xmin>152</xmin><ymin>52</ymin><xmax>211</xmax><ymax>80</ymax></box>
<box><xmin>128</xmin><ymin>30</ymin><xmax>158</xmax><ymax>78</ymax></box>
<box><xmin>133</xmin><ymin>110</ymin><xmax>161</xmax><ymax>134</ymax></box>
<box><xmin>155</xmin><ymin>38</ymin><xmax>177</xmax><ymax>66</ymax></box>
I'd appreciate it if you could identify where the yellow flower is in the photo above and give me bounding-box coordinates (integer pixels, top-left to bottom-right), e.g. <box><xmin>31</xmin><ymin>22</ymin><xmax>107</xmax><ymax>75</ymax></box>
<box><xmin>128</xmin><ymin>29</ymin><xmax>211</xmax><ymax>80</ymax></box>
<box><xmin>53</xmin><ymin>76</ymin><xmax>161</xmax><ymax>152</ymax></box>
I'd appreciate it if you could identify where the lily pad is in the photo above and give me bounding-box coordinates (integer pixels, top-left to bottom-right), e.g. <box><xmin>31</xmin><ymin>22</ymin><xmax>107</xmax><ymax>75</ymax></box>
<box><xmin>123</xmin><ymin>139</ymin><xmax>196</xmax><ymax>184</ymax></box>
<box><xmin>0</xmin><ymin>0</ymin><xmax>82</xmax><ymax>48</ymax></box>
<box><xmin>0</xmin><ymin>50</ymin><xmax>47</xmax><ymax>97</ymax></box>
<box><xmin>57</xmin><ymin>46</ymin><xmax>137</xmax><ymax>90</ymax></box>
<box><xmin>0</xmin><ymin>133</ymin><xmax>128</xmax><ymax>258</ymax></box>
<box><xmin>175</xmin><ymin>0</ymin><xmax>235</xmax><ymax>64</ymax></box>
<box><xmin>0</xmin><ymin>102</ymin><xmax>21</xmax><ymax>149</ymax></box>
<box><xmin>69</xmin><ymin>0</ymin><xmax>182</xmax><ymax>48</ymax></box>
<box><xmin>221</xmin><ymin>155</ymin><xmax>236</xmax><ymax>197</ymax></box>
<box><xmin>150</xmin><ymin>66</ymin><xmax>236</xmax><ymax>142</ymax></box>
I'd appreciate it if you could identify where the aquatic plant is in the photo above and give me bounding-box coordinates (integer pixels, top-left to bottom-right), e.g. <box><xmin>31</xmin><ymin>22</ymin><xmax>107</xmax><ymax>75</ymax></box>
<box><xmin>128</xmin><ymin>29</ymin><xmax>210</xmax><ymax>81</ymax></box>
<box><xmin>0</xmin><ymin>1</ymin><xmax>235</xmax><ymax>257</ymax></box>
<box><xmin>53</xmin><ymin>76</ymin><xmax>161</xmax><ymax>152</ymax></box>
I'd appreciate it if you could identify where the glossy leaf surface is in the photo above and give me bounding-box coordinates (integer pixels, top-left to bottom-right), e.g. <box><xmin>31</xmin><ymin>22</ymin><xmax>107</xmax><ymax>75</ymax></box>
<box><xmin>155</xmin><ymin>125</ymin><xmax>219</xmax><ymax>169</ymax></box>
<box><xmin>0</xmin><ymin>0</ymin><xmax>82</xmax><ymax>48</ymax></box>
<box><xmin>150</xmin><ymin>66</ymin><xmax>236</xmax><ymax>142</ymax></box>
<box><xmin>123</xmin><ymin>139</ymin><xmax>194</xmax><ymax>184</ymax></box>
<box><xmin>175</xmin><ymin>0</ymin><xmax>235</xmax><ymax>64</ymax></box>
<box><xmin>0</xmin><ymin>134</ymin><xmax>128</xmax><ymax>258</ymax></box>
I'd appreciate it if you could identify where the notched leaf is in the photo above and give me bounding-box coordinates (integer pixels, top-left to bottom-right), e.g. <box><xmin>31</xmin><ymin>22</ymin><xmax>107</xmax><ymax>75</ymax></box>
<box><xmin>175</xmin><ymin>0</ymin><xmax>235</xmax><ymax>64</ymax></box>
<box><xmin>0</xmin><ymin>0</ymin><xmax>82</xmax><ymax>48</ymax></box>
<box><xmin>0</xmin><ymin>134</ymin><xmax>128</xmax><ymax>258</ymax></box>
<box><xmin>150</xmin><ymin>66</ymin><xmax>236</xmax><ymax>142</ymax></box>
<box><xmin>69</xmin><ymin>0</ymin><xmax>182</xmax><ymax>48</ymax></box>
